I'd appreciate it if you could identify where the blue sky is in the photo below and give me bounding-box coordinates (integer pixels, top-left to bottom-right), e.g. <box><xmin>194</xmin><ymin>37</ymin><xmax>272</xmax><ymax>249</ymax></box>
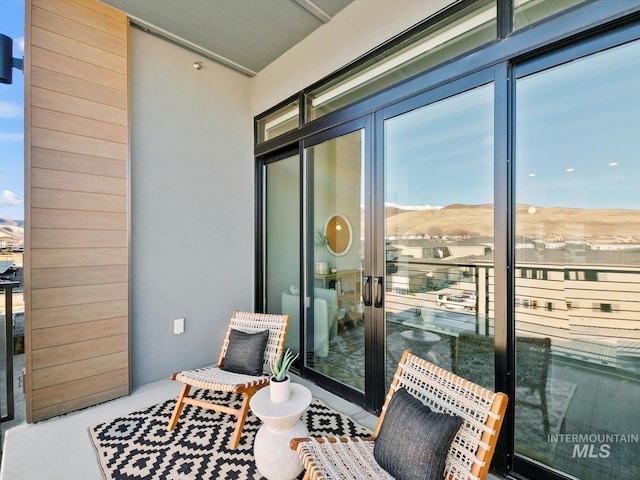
<box><xmin>386</xmin><ymin>40</ymin><xmax>639</xmax><ymax>210</ymax></box>
<box><xmin>0</xmin><ymin>0</ymin><xmax>25</xmax><ymax>221</ymax></box>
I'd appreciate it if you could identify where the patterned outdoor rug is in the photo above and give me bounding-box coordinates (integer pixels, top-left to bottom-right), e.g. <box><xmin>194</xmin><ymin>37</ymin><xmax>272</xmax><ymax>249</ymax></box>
<box><xmin>89</xmin><ymin>390</ymin><xmax>370</xmax><ymax>480</ymax></box>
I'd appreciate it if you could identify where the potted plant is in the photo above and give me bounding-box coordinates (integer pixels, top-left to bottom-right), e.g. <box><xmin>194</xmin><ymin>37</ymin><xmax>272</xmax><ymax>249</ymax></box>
<box><xmin>269</xmin><ymin>348</ymin><xmax>299</xmax><ymax>403</ymax></box>
<box><xmin>314</xmin><ymin>227</ymin><xmax>330</xmax><ymax>274</ymax></box>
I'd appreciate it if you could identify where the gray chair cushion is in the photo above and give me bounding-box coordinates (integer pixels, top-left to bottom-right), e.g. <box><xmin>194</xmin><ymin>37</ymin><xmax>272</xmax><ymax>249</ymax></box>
<box><xmin>220</xmin><ymin>328</ymin><xmax>269</xmax><ymax>376</ymax></box>
<box><xmin>373</xmin><ymin>387</ymin><xmax>463</xmax><ymax>480</ymax></box>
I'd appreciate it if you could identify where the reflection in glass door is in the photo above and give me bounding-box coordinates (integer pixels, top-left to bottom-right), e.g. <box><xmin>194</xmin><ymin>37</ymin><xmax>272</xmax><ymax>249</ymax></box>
<box><xmin>383</xmin><ymin>84</ymin><xmax>495</xmax><ymax>392</ymax></box>
<box><xmin>514</xmin><ymin>39</ymin><xmax>640</xmax><ymax>480</ymax></box>
<box><xmin>306</xmin><ymin>130</ymin><xmax>365</xmax><ymax>392</ymax></box>
<box><xmin>264</xmin><ymin>155</ymin><xmax>301</xmax><ymax>355</ymax></box>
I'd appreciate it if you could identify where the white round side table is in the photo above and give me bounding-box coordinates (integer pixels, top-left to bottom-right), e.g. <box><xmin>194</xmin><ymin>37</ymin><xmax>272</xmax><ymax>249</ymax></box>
<box><xmin>250</xmin><ymin>383</ymin><xmax>312</xmax><ymax>480</ymax></box>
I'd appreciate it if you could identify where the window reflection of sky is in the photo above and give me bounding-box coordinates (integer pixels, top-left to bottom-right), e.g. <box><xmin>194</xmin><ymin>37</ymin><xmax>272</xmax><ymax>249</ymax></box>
<box><xmin>384</xmin><ymin>39</ymin><xmax>640</xmax><ymax>211</ymax></box>
<box><xmin>385</xmin><ymin>84</ymin><xmax>494</xmax><ymax>208</ymax></box>
<box><xmin>516</xmin><ymin>40</ymin><xmax>640</xmax><ymax>210</ymax></box>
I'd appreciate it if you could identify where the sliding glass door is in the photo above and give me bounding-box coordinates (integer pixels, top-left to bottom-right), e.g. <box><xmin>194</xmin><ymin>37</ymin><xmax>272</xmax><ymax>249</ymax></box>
<box><xmin>264</xmin><ymin>154</ymin><xmax>301</xmax><ymax>355</ymax></box>
<box><xmin>514</xmin><ymin>38</ymin><xmax>640</xmax><ymax>480</ymax></box>
<box><xmin>258</xmin><ymin>19</ymin><xmax>640</xmax><ymax>480</ymax></box>
<box><xmin>382</xmin><ymin>79</ymin><xmax>495</xmax><ymax>392</ymax></box>
<box><xmin>304</xmin><ymin>126</ymin><xmax>367</xmax><ymax>396</ymax></box>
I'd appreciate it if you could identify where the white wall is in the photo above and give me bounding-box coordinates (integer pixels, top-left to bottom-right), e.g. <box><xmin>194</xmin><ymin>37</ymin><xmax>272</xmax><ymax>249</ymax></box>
<box><xmin>250</xmin><ymin>0</ymin><xmax>455</xmax><ymax>116</ymax></box>
<box><xmin>130</xmin><ymin>29</ymin><xmax>253</xmax><ymax>386</ymax></box>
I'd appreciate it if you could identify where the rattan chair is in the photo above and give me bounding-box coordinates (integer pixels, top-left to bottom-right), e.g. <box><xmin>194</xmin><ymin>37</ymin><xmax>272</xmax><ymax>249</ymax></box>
<box><xmin>168</xmin><ymin>310</ymin><xmax>289</xmax><ymax>449</ymax></box>
<box><xmin>291</xmin><ymin>349</ymin><xmax>508</xmax><ymax>480</ymax></box>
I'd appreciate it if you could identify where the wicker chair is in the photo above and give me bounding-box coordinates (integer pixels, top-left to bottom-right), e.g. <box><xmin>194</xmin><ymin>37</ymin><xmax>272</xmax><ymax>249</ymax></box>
<box><xmin>291</xmin><ymin>349</ymin><xmax>508</xmax><ymax>480</ymax></box>
<box><xmin>168</xmin><ymin>310</ymin><xmax>289</xmax><ymax>449</ymax></box>
<box><xmin>456</xmin><ymin>333</ymin><xmax>551</xmax><ymax>436</ymax></box>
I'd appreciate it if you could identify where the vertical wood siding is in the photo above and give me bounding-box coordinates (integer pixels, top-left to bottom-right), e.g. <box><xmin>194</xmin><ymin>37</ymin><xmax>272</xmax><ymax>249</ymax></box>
<box><xmin>25</xmin><ymin>0</ymin><xmax>129</xmax><ymax>422</ymax></box>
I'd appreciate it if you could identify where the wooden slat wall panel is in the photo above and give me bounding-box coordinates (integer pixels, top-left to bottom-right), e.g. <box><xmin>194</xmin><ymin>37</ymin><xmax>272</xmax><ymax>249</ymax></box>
<box><xmin>31</xmin><ymin>67</ymin><xmax>127</xmax><ymax>109</ymax></box>
<box><xmin>32</xmin><ymin>317</ymin><xmax>127</xmax><ymax>349</ymax></box>
<box><xmin>31</xmin><ymin>108</ymin><xmax>127</xmax><ymax>143</ymax></box>
<box><xmin>26</xmin><ymin>0</ymin><xmax>129</xmax><ymax>422</ymax></box>
<box><xmin>31</xmin><ymin>188</ymin><xmax>127</xmax><ymax>213</ymax></box>
<box><xmin>31</xmin><ymin>86</ymin><xmax>127</xmax><ymax>125</ymax></box>
<box><xmin>31</xmin><ymin>369</ymin><xmax>128</xmax><ymax>409</ymax></box>
<box><xmin>32</xmin><ymin>334</ymin><xmax>127</xmax><ymax>370</ymax></box>
<box><xmin>34</xmin><ymin>0</ymin><xmax>127</xmax><ymax>37</ymax></box>
<box><xmin>32</xmin><ymin>6</ymin><xmax>126</xmax><ymax>55</ymax></box>
<box><xmin>31</xmin><ymin>47</ymin><xmax>126</xmax><ymax>89</ymax></box>
<box><xmin>31</xmin><ymin>26</ymin><xmax>126</xmax><ymax>73</ymax></box>
<box><xmin>32</xmin><ymin>351</ymin><xmax>128</xmax><ymax>388</ymax></box>
<box><xmin>30</xmin><ymin>248</ymin><xmax>127</xmax><ymax>268</ymax></box>
<box><xmin>31</xmin><ymin>128</ymin><xmax>127</xmax><ymax>159</ymax></box>
<box><xmin>33</xmin><ymin>384</ymin><xmax>129</xmax><ymax>421</ymax></box>
<box><xmin>31</xmin><ymin>209</ymin><xmax>127</xmax><ymax>230</ymax></box>
<box><xmin>31</xmin><ymin>169</ymin><xmax>125</xmax><ymax>195</ymax></box>
<box><xmin>30</xmin><ymin>300</ymin><xmax>127</xmax><ymax>329</ymax></box>
<box><xmin>31</xmin><ymin>265</ymin><xmax>127</xmax><ymax>289</ymax></box>
<box><xmin>30</xmin><ymin>229</ymin><xmax>127</xmax><ymax>248</ymax></box>
<box><xmin>31</xmin><ymin>283</ymin><xmax>128</xmax><ymax>309</ymax></box>
<box><xmin>31</xmin><ymin>147</ymin><xmax>126</xmax><ymax>178</ymax></box>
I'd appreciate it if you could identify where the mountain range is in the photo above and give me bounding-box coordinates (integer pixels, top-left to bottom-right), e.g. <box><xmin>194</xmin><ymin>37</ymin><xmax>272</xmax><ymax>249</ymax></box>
<box><xmin>385</xmin><ymin>204</ymin><xmax>640</xmax><ymax>241</ymax></box>
<box><xmin>0</xmin><ymin>217</ymin><xmax>24</xmax><ymax>240</ymax></box>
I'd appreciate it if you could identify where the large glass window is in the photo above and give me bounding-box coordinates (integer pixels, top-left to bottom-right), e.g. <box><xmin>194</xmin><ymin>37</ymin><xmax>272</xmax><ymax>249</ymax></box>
<box><xmin>515</xmin><ymin>39</ymin><xmax>640</xmax><ymax>479</ymax></box>
<box><xmin>258</xmin><ymin>4</ymin><xmax>640</xmax><ymax>480</ymax></box>
<box><xmin>307</xmin><ymin>0</ymin><xmax>496</xmax><ymax>121</ymax></box>
<box><xmin>384</xmin><ymin>82</ymin><xmax>495</xmax><ymax>391</ymax></box>
<box><xmin>513</xmin><ymin>0</ymin><xmax>587</xmax><ymax>31</ymax></box>
<box><xmin>264</xmin><ymin>155</ymin><xmax>301</xmax><ymax>355</ymax></box>
<box><xmin>256</xmin><ymin>100</ymin><xmax>299</xmax><ymax>144</ymax></box>
<box><xmin>306</xmin><ymin>130</ymin><xmax>365</xmax><ymax>391</ymax></box>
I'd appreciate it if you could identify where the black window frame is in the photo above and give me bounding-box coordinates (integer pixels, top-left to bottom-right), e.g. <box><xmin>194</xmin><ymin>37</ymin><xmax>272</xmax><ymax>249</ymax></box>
<box><xmin>254</xmin><ymin>2</ymin><xmax>640</xmax><ymax>480</ymax></box>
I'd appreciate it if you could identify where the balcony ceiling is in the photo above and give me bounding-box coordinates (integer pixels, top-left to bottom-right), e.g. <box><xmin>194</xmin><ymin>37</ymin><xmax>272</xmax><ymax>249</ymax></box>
<box><xmin>101</xmin><ymin>0</ymin><xmax>354</xmax><ymax>76</ymax></box>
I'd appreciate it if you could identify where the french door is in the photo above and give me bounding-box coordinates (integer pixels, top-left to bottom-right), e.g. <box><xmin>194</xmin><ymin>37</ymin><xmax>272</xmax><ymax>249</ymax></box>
<box><xmin>260</xmin><ymin>21</ymin><xmax>640</xmax><ymax>480</ymax></box>
<box><xmin>302</xmin><ymin>119</ymin><xmax>372</xmax><ymax>406</ymax></box>
<box><xmin>380</xmin><ymin>74</ymin><xmax>496</xmax><ymax>398</ymax></box>
<box><xmin>300</xmin><ymin>73</ymin><xmax>499</xmax><ymax>410</ymax></box>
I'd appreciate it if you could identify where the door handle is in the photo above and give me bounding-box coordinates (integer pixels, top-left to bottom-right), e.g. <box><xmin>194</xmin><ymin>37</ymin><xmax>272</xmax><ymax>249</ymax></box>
<box><xmin>363</xmin><ymin>275</ymin><xmax>372</xmax><ymax>307</ymax></box>
<box><xmin>374</xmin><ymin>276</ymin><xmax>383</xmax><ymax>308</ymax></box>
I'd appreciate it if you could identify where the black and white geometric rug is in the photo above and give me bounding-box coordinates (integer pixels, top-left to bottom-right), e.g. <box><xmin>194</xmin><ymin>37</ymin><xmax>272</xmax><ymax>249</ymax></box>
<box><xmin>89</xmin><ymin>390</ymin><xmax>371</xmax><ymax>480</ymax></box>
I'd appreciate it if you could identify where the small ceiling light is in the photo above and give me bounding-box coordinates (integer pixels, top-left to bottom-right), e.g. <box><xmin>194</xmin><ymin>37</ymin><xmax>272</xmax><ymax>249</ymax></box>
<box><xmin>528</xmin><ymin>207</ymin><xmax>537</xmax><ymax>214</ymax></box>
<box><xmin>336</xmin><ymin>224</ymin><xmax>342</xmax><ymax>231</ymax></box>
<box><xmin>609</xmin><ymin>162</ymin><xmax>618</xmax><ymax>166</ymax></box>
<box><xmin>528</xmin><ymin>173</ymin><xmax>536</xmax><ymax>177</ymax></box>
<box><xmin>566</xmin><ymin>168</ymin><xmax>575</xmax><ymax>172</ymax></box>
<box><xmin>193</xmin><ymin>60</ymin><xmax>203</xmax><ymax>70</ymax></box>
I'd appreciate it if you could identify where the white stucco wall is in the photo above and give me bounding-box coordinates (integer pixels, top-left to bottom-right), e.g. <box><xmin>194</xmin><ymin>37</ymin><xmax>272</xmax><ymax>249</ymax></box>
<box><xmin>129</xmin><ymin>28</ymin><xmax>253</xmax><ymax>386</ymax></box>
<box><xmin>250</xmin><ymin>0</ymin><xmax>455</xmax><ymax>116</ymax></box>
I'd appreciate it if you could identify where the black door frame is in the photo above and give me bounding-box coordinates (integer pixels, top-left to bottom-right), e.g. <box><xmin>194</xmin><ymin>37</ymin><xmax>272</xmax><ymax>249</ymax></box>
<box><xmin>255</xmin><ymin>8</ymin><xmax>640</xmax><ymax>479</ymax></box>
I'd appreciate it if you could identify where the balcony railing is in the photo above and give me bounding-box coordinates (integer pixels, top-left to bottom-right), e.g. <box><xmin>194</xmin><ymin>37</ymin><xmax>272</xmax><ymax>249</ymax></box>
<box><xmin>1</xmin><ymin>280</ymin><xmax>19</xmax><ymax>423</ymax></box>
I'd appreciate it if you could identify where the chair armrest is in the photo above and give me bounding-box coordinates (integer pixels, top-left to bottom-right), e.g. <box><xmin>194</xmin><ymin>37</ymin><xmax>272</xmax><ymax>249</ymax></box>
<box><xmin>290</xmin><ymin>437</ymin><xmax>310</xmax><ymax>450</ymax></box>
<box><xmin>290</xmin><ymin>435</ymin><xmax>376</xmax><ymax>450</ymax></box>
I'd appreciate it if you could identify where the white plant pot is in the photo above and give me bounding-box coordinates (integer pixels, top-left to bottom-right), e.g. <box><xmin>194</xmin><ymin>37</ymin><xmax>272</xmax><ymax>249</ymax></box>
<box><xmin>270</xmin><ymin>376</ymin><xmax>291</xmax><ymax>403</ymax></box>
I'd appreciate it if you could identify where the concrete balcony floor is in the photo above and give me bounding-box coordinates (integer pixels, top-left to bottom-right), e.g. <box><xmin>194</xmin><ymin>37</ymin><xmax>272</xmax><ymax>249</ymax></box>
<box><xmin>0</xmin><ymin>363</ymin><xmax>503</xmax><ymax>480</ymax></box>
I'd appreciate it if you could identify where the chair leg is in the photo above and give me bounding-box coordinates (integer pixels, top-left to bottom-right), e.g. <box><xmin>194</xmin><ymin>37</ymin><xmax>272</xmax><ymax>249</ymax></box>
<box><xmin>168</xmin><ymin>383</ymin><xmax>191</xmax><ymax>431</ymax></box>
<box><xmin>540</xmin><ymin>387</ymin><xmax>550</xmax><ymax>437</ymax></box>
<box><xmin>229</xmin><ymin>392</ymin><xmax>251</xmax><ymax>449</ymax></box>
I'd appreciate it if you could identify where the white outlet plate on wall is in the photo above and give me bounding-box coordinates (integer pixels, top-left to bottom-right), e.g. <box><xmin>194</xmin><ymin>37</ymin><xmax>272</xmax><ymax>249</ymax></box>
<box><xmin>174</xmin><ymin>318</ymin><xmax>185</xmax><ymax>335</ymax></box>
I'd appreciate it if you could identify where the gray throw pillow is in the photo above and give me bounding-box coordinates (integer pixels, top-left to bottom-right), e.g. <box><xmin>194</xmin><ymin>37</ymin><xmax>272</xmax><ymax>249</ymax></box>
<box><xmin>220</xmin><ymin>328</ymin><xmax>269</xmax><ymax>376</ymax></box>
<box><xmin>373</xmin><ymin>387</ymin><xmax>463</xmax><ymax>480</ymax></box>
